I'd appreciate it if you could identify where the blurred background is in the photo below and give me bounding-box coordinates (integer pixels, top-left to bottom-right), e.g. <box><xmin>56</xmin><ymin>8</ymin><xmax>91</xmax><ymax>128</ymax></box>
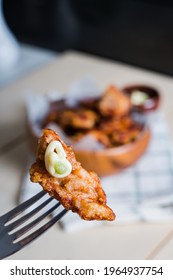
<box><xmin>3</xmin><ymin>0</ymin><xmax>173</xmax><ymax>76</ymax></box>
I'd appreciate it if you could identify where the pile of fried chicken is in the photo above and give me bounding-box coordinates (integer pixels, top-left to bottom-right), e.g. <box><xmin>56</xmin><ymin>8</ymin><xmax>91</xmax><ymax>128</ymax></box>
<box><xmin>43</xmin><ymin>85</ymin><xmax>142</xmax><ymax>147</ymax></box>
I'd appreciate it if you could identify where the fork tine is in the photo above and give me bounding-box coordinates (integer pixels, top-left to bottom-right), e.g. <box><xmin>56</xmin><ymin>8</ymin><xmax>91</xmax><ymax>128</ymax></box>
<box><xmin>6</xmin><ymin>196</ymin><xmax>54</xmax><ymax>232</ymax></box>
<box><xmin>17</xmin><ymin>209</ymin><xmax>67</xmax><ymax>247</ymax></box>
<box><xmin>0</xmin><ymin>232</ymin><xmax>21</xmax><ymax>259</ymax></box>
<box><xmin>0</xmin><ymin>189</ymin><xmax>68</xmax><ymax>260</ymax></box>
<box><xmin>0</xmin><ymin>209</ymin><xmax>67</xmax><ymax>259</ymax></box>
<box><xmin>0</xmin><ymin>190</ymin><xmax>46</xmax><ymax>223</ymax></box>
<box><xmin>12</xmin><ymin>201</ymin><xmax>61</xmax><ymax>240</ymax></box>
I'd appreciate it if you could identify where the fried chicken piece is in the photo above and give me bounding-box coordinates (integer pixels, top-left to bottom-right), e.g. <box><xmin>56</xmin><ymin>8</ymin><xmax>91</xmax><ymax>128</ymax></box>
<box><xmin>111</xmin><ymin>127</ymin><xmax>141</xmax><ymax>146</ymax></box>
<box><xmin>88</xmin><ymin>130</ymin><xmax>112</xmax><ymax>148</ymax></box>
<box><xmin>59</xmin><ymin>109</ymin><xmax>98</xmax><ymax>130</ymax></box>
<box><xmin>98</xmin><ymin>85</ymin><xmax>131</xmax><ymax>117</ymax></box>
<box><xmin>99</xmin><ymin>116</ymin><xmax>134</xmax><ymax>135</ymax></box>
<box><xmin>30</xmin><ymin>129</ymin><xmax>115</xmax><ymax>221</ymax></box>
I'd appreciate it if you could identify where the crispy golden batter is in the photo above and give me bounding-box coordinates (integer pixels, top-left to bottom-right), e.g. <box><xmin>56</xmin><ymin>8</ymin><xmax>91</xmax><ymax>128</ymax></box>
<box><xmin>59</xmin><ymin>109</ymin><xmax>98</xmax><ymax>130</ymax></box>
<box><xmin>30</xmin><ymin>129</ymin><xmax>115</xmax><ymax>221</ymax></box>
<box><xmin>111</xmin><ymin>128</ymin><xmax>141</xmax><ymax>146</ymax></box>
<box><xmin>98</xmin><ymin>85</ymin><xmax>131</xmax><ymax>117</ymax></box>
<box><xmin>98</xmin><ymin>116</ymin><xmax>142</xmax><ymax>146</ymax></box>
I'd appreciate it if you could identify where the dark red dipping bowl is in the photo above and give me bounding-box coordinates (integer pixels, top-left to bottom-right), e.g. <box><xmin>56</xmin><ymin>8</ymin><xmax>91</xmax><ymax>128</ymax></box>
<box><xmin>122</xmin><ymin>85</ymin><xmax>160</xmax><ymax>112</ymax></box>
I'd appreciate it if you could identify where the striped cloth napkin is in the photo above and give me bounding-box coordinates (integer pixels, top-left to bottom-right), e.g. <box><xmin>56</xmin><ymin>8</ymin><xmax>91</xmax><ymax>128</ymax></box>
<box><xmin>20</xmin><ymin>110</ymin><xmax>173</xmax><ymax>231</ymax></box>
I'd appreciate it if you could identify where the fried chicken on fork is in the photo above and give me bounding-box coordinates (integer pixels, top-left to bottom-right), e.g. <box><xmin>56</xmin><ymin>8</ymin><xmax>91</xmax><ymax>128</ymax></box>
<box><xmin>30</xmin><ymin>129</ymin><xmax>115</xmax><ymax>221</ymax></box>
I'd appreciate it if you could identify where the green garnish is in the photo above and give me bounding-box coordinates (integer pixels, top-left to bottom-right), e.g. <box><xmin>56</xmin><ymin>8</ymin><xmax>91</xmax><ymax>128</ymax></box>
<box><xmin>45</xmin><ymin>140</ymin><xmax>72</xmax><ymax>178</ymax></box>
<box><xmin>54</xmin><ymin>162</ymin><xmax>68</xmax><ymax>175</ymax></box>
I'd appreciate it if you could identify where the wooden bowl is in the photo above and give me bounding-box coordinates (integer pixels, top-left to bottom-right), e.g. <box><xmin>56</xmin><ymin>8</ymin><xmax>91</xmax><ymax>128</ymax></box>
<box><xmin>122</xmin><ymin>84</ymin><xmax>160</xmax><ymax>112</ymax></box>
<box><xmin>73</xmin><ymin>126</ymin><xmax>150</xmax><ymax>176</ymax></box>
<box><xmin>26</xmin><ymin>114</ymin><xmax>151</xmax><ymax>177</ymax></box>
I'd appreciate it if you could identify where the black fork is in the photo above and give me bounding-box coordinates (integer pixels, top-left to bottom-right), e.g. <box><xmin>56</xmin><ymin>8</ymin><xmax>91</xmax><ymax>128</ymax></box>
<box><xmin>0</xmin><ymin>190</ymin><xmax>67</xmax><ymax>259</ymax></box>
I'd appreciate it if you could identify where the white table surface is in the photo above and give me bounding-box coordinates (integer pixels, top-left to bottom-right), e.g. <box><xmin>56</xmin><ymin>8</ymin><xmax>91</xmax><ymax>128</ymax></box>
<box><xmin>1</xmin><ymin>46</ymin><xmax>173</xmax><ymax>260</ymax></box>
